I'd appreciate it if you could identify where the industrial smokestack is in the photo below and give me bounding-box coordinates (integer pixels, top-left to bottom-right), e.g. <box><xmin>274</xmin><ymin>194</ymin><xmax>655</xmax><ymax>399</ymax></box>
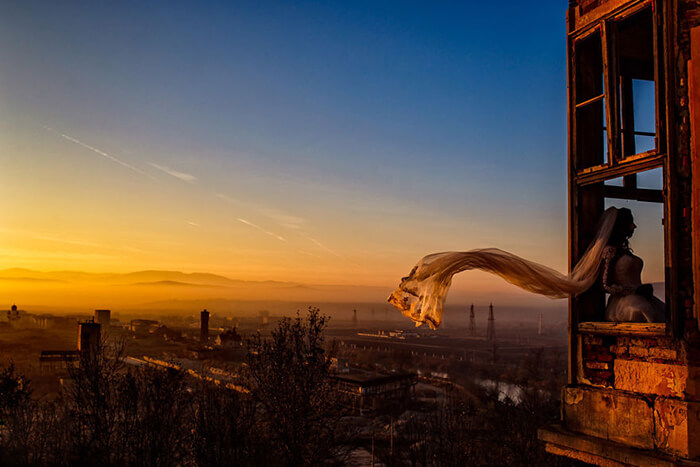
<box><xmin>200</xmin><ymin>309</ymin><xmax>209</xmax><ymax>344</ymax></box>
<box><xmin>78</xmin><ymin>319</ymin><xmax>101</xmax><ymax>358</ymax></box>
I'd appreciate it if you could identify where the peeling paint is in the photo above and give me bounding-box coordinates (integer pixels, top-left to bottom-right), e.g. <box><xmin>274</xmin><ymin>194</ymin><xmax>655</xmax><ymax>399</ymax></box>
<box><xmin>614</xmin><ymin>360</ymin><xmax>688</xmax><ymax>398</ymax></box>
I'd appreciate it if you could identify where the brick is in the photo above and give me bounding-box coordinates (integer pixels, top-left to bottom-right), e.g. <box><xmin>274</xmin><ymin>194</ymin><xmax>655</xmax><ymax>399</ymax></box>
<box><xmin>629</xmin><ymin>346</ymin><xmax>649</xmax><ymax>358</ymax></box>
<box><xmin>648</xmin><ymin>348</ymin><xmax>678</xmax><ymax>361</ymax></box>
<box><xmin>586</xmin><ymin>361</ymin><xmax>610</xmax><ymax>370</ymax></box>
<box><xmin>630</xmin><ymin>338</ymin><xmax>647</xmax><ymax>347</ymax></box>
<box><xmin>584</xmin><ymin>335</ymin><xmax>603</xmax><ymax>346</ymax></box>
<box><xmin>596</xmin><ymin>352</ymin><xmax>613</xmax><ymax>363</ymax></box>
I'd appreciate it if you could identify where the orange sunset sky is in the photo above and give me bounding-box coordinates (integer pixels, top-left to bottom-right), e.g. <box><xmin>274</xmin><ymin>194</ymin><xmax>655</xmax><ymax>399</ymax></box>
<box><xmin>0</xmin><ymin>1</ymin><xmax>665</xmax><ymax>309</ymax></box>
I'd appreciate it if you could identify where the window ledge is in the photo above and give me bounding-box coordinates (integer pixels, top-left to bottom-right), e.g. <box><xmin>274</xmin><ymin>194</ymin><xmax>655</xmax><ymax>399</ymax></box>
<box><xmin>578</xmin><ymin>321</ymin><xmax>667</xmax><ymax>336</ymax></box>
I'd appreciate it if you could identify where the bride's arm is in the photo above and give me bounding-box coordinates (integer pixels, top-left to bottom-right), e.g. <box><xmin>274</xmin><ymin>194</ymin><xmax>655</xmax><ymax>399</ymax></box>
<box><xmin>601</xmin><ymin>246</ymin><xmax>636</xmax><ymax>295</ymax></box>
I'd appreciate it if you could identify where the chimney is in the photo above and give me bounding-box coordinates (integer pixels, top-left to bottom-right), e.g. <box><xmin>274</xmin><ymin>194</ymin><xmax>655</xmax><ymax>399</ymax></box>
<box><xmin>78</xmin><ymin>319</ymin><xmax>101</xmax><ymax>357</ymax></box>
<box><xmin>200</xmin><ymin>309</ymin><xmax>209</xmax><ymax>344</ymax></box>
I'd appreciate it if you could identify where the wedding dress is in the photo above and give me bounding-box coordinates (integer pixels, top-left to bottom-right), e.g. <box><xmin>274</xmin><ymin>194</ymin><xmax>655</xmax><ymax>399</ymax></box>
<box><xmin>601</xmin><ymin>247</ymin><xmax>665</xmax><ymax>323</ymax></box>
<box><xmin>388</xmin><ymin>207</ymin><xmax>664</xmax><ymax>329</ymax></box>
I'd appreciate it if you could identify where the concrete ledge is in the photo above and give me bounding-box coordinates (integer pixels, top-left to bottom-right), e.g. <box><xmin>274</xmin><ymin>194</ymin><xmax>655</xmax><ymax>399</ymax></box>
<box><xmin>539</xmin><ymin>424</ymin><xmax>700</xmax><ymax>467</ymax></box>
<box><xmin>563</xmin><ymin>386</ymin><xmax>655</xmax><ymax>449</ymax></box>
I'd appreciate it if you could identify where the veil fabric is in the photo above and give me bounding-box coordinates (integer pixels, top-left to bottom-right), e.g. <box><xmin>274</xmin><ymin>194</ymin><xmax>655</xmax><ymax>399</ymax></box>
<box><xmin>388</xmin><ymin>207</ymin><xmax>619</xmax><ymax>329</ymax></box>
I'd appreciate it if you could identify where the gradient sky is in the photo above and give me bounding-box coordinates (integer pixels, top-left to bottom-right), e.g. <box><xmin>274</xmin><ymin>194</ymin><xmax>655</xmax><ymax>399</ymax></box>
<box><xmin>0</xmin><ymin>1</ymin><xmax>666</xmax><ymax>294</ymax></box>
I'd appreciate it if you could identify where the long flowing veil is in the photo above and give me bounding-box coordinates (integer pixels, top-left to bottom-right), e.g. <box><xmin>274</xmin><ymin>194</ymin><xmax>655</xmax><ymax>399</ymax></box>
<box><xmin>388</xmin><ymin>207</ymin><xmax>619</xmax><ymax>329</ymax></box>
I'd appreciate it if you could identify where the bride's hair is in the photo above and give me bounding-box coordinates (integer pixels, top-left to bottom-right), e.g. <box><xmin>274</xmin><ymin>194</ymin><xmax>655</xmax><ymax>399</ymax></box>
<box><xmin>608</xmin><ymin>207</ymin><xmax>633</xmax><ymax>252</ymax></box>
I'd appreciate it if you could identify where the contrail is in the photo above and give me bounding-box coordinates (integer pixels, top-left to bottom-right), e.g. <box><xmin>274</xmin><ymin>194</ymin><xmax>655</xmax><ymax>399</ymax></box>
<box><xmin>237</xmin><ymin>218</ymin><xmax>286</xmax><ymax>242</ymax></box>
<box><xmin>304</xmin><ymin>234</ymin><xmax>341</xmax><ymax>257</ymax></box>
<box><xmin>44</xmin><ymin>126</ymin><xmax>148</xmax><ymax>176</ymax></box>
<box><xmin>149</xmin><ymin>162</ymin><xmax>197</xmax><ymax>183</ymax></box>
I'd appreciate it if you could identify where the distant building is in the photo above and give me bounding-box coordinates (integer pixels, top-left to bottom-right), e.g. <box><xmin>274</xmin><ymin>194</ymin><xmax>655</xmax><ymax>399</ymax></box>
<box><xmin>39</xmin><ymin>350</ymin><xmax>79</xmax><ymax>371</ymax></box>
<box><xmin>129</xmin><ymin>319</ymin><xmax>160</xmax><ymax>337</ymax></box>
<box><xmin>331</xmin><ymin>369</ymin><xmax>416</xmax><ymax>415</ymax></box>
<box><xmin>149</xmin><ymin>324</ymin><xmax>183</xmax><ymax>341</ymax></box>
<box><xmin>94</xmin><ymin>309</ymin><xmax>111</xmax><ymax>327</ymax></box>
<box><xmin>216</xmin><ymin>327</ymin><xmax>242</xmax><ymax>347</ymax></box>
<box><xmin>4</xmin><ymin>305</ymin><xmax>50</xmax><ymax>329</ymax></box>
<box><xmin>5</xmin><ymin>304</ymin><xmax>24</xmax><ymax>326</ymax></box>
<box><xmin>329</xmin><ymin>357</ymin><xmax>349</xmax><ymax>372</ymax></box>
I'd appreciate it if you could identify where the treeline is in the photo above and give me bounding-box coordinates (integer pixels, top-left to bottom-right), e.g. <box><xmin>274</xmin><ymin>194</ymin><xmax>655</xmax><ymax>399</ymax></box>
<box><xmin>0</xmin><ymin>308</ymin><xmax>574</xmax><ymax>466</ymax></box>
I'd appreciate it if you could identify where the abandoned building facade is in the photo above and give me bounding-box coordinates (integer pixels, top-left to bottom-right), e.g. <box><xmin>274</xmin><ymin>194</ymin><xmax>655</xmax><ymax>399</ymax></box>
<box><xmin>539</xmin><ymin>0</ymin><xmax>700</xmax><ymax>465</ymax></box>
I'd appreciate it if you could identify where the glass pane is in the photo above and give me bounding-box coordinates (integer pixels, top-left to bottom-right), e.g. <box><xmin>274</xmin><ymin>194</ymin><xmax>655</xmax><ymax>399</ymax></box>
<box><xmin>605</xmin><ymin>176</ymin><xmax>624</xmax><ymax>187</ymax></box>
<box><xmin>634</xmin><ymin>135</ymin><xmax>656</xmax><ymax>153</ymax></box>
<box><xmin>637</xmin><ymin>167</ymin><xmax>663</xmax><ymax>190</ymax></box>
<box><xmin>576</xmin><ymin>97</ymin><xmax>607</xmax><ymax>169</ymax></box>
<box><xmin>633</xmin><ymin>79</ymin><xmax>656</xmax><ymax>134</ymax></box>
<box><xmin>575</xmin><ymin>32</ymin><xmax>603</xmax><ymax>104</ymax></box>
<box><xmin>603</xmin><ymin>125</ymin><xmax>608</xmax><ymax>164</ymax></box>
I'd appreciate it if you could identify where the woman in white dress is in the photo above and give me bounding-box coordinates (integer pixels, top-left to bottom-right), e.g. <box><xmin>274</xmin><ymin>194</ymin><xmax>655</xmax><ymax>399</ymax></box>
<box><xmin>600</xmin><ymin>207</ymin><xmax>665</xmax><ymax>323</ymax></box>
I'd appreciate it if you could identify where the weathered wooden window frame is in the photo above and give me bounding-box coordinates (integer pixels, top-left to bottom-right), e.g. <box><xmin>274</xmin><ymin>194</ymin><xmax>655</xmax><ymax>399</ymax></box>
<box><xmin>568</xmin><ymin>0</ymin><xmax>672</xmax><ymax>358</ymax></box>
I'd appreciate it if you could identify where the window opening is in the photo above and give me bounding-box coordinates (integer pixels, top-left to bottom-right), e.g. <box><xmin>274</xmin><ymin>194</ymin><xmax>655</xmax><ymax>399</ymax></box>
<box><xmin>603</xmin><ymin>197</ymin><xmax>666</xmax><ymax>306</ymax></box>
<box><xmin>616</xmin><ymin>7</ymin><xmax>657</xmax><ymax>159</ymax></box>
<box><xmin>574</xmin><ymin>31</ymin><xmax>607</xmax><ymax>170</ymax></box>
<box><xmin>570</xmin><ymin>2</ymin><xmax>667</xmax><ymax>328</ymax></box>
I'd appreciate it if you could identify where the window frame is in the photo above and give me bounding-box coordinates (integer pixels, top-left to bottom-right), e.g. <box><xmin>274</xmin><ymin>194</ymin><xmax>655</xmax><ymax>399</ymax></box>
<box><xmin>566</xmin><ymin>0</ymin><xmax>673</xmax><ymax>381</ymax></box>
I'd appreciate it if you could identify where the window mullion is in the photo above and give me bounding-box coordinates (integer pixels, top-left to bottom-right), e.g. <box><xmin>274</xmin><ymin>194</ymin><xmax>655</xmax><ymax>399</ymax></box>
<box><xmin>651</xmin><ymin>0</ymin><xmax>663</xmax><ymax>153</ymax></box>
<box><xmin>602</xmin><ymin>20</ymin><xmax>619</xmax><ymax>166</ymax></box>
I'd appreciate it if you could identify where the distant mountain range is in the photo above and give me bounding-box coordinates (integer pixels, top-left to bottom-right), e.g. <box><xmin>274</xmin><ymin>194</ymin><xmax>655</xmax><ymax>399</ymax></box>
<box><xmin>1</xmin><ymin>268</ymin><xmax>653</xmax><ymax>313</ymax></box>
<box><xmin>0</xmin><ymin>268</ymin><xmax>393</xmax><ymax>309</ymax></box>
<box><xmin>0</xmin><ymin>268</ymin><xmax>288</xmax><ymax>287</ymax></box>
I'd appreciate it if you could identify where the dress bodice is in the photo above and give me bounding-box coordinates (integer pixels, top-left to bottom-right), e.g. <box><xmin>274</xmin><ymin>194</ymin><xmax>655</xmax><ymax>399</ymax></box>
<box><xmin>612</xmin><ymin>253</ymin><xmax>643</xmax><ymax>289</ymax></box>
<box><xmin>603</xmin><ymin>249</ymin><xmax>664</xmax><ymax>323</ymax></box>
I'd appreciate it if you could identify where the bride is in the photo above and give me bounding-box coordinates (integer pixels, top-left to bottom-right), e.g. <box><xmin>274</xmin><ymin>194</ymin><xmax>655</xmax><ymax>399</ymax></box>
<box><xmin>388</xmin><ymin>206</ymin><xmax>665</xmax><ymax>329</ymax></box>
<box><xmin>601</xmin><ymin>207</ymin><xmax>665</xmax><ymax>323</ymax></box>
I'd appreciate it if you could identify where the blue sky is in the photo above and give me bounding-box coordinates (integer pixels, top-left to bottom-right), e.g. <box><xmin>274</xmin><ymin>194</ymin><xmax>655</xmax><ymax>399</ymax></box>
<box><xmin>2</xmin><ymin>0</ymin><xmax>615</xmax><ymax>295</ymax></box>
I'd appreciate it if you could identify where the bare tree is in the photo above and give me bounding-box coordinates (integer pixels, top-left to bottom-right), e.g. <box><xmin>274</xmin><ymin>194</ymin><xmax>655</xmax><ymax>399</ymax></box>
<box><xmin>246</xmin><ymin>307</ymin><xmax>350</xmax><ymax>466</ymax></box>
<box><xmin>64</xmin><ymin>337</ymin><xmax>127</xmax><ymax>464</ymax></box>
<box><xmin>192</xmin><ymin>382</ymin><xmax>265</xmax><ymax>466</ymax></box>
